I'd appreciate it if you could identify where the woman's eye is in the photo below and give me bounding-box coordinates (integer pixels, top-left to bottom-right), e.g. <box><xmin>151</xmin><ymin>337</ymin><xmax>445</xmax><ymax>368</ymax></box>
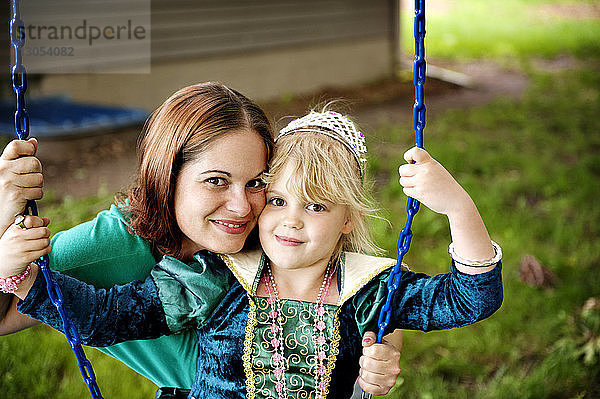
<box><xmin>306</xmin><ymin>203</ymin><xmax>326</xmax><ymax>212</ymax></box>
<box><xmin>205</xmin><ymin>177</ymin><xmax>227</xmax><ymax>186</ymax></box>
<box><xmin>268</xmin><ymin>197</ymin><xmax>285</xmax><ymax>207</ymax></box>
<box><xmin>247</xmin><ymin>178</ymin><xmax>267</xmax><ymax>192</ymax></box>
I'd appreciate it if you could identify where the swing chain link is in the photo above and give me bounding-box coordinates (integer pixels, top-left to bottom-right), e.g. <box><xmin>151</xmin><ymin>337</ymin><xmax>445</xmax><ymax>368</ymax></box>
<box><xmin>376</xmin><ymin>0</ymin><xmax>426</xmax><ymax>345</ymax></box>
<box><xmin>9</xmin><ymin>14</ymin><xmax>28</xmax><ymax>141</ymax></box>
<box><xmin>10</xmin><ymin>1</ymin><xmax>103</xmax><ymax>398</ymax></box>
<box><xmin>362</xmin><ymin>4</ymin><xmax>426</xmax><ymax>398</ymax></box>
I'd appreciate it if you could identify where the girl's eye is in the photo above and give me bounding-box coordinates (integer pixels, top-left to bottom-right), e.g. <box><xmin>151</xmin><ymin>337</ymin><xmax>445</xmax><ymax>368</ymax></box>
<box><xmin>306</xmin><ymin>203</ymin><xmax>326</xmax><ymax>212</ymax></box>
<box><xmin>246</xmin><ymin>178</ymin><xmax>267</xmax><ymax>192</ymax></box>
<box><xmin>205</xmin><ymin>177</ymin><xmax>228</xmax><ymax>186</ymax></box>
<box><xmin>268</xmin><ymin>197</ymin><xmax>285</xmax><ymax>207</ymax></box>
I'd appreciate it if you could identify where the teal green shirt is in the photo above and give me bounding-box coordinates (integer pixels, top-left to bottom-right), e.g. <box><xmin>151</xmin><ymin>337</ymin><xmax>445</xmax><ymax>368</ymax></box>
<box><xmin>48</xmin><ymin>204</ymin><xmax>198</xmax><ymax>388</ymax></box>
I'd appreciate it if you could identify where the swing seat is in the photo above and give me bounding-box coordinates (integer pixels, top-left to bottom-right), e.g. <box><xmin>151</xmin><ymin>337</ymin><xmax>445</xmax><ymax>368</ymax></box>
<box><xmin>0</xmin><ymin>95</ymin><xmax>148</xmax><ymax>138</ymax></box>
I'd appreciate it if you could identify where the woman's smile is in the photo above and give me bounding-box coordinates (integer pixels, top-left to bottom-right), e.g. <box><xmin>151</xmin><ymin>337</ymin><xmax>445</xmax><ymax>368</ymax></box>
<box><xmin>212</xmin><ymin>219</ymin><xmax>251</xmax><ymax>234</ymax></box>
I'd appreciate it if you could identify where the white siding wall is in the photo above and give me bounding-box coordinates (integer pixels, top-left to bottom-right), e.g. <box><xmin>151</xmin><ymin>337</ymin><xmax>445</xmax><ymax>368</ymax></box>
<box><xmin>4</xmin><ymin>1</ymin><xmax>394</xmax><ymax>107</ymax></box>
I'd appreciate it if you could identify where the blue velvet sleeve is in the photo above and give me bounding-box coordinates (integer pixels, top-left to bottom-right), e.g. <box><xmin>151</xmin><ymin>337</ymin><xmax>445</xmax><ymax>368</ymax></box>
<box><xmin>353</xmin><ymin>261</ymin><xmax>503</xmax><ymax>334</ymax></box>
<box><xmin>17</xmin><ymin>269</ymin><xmax>170</xmax><ymax>347</ymax></box>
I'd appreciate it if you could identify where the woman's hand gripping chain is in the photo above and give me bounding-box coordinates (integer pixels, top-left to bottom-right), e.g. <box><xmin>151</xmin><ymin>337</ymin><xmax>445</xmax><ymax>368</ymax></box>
<box><xmin>0</xmin><ymin>139</ymin><xmax>44</xmax><ymax>233</ymax></box>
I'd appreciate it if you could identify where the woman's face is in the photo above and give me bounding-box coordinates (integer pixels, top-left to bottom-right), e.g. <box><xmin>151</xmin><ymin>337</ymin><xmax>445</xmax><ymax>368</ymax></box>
<box><xmin>174</xmin><ymin>129</ymin><xmax>268</xmax><ymax>258</ymax></box>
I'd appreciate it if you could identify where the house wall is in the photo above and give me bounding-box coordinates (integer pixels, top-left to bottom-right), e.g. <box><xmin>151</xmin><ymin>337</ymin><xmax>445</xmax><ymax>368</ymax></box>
<box><xmin>38</xmin><ymin>36</ymin><xmax>392</xmax><ymax>110</ymax></box>
<box><xmin>7</xmin><ymin>0</ymin><xmax>395</xmax><ymax>109</ymax></box>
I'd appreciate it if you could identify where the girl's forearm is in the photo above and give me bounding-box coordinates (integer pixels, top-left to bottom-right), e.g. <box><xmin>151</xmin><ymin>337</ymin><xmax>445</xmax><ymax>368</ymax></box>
<box><xmin>447</xmin><ymin>197</ymin><xmax>497</xmax><ymax>275</ymax></box>
<box><xmin>17</xmin><ymin>267</ymin><xmax>170</xmax><ymax>347</ymax></box>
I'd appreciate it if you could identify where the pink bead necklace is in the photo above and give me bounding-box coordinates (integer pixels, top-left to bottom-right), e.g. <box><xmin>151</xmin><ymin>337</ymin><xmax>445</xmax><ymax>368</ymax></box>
<box><xmin>262</xmin><ymin>259</ymin><xmax>336</xmax><ymax>399</ymax></box>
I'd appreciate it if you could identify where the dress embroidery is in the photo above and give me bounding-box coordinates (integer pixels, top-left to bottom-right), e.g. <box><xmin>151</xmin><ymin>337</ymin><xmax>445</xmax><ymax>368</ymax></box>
<box><xmin>243</xmin><ymin>298</ymin><xmax>258</xmax><ymax>398</ymax></box>
<box><xmin>221</xmin><ymin>250</ymin><xmax>398</xmax><ymax>398</ymax></box>
<box><xmin>246</xmin><ymin>297</ymin><xmax>340</xmax><ymax>398</ymax></box>
<box><xmin>263</xmin><ymin>260</ymin><xmax>335</xmax><ymax>399</ymax></box>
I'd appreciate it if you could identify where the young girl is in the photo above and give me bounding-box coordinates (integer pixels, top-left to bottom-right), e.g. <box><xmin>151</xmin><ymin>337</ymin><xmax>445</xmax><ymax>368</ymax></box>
<box><xmin>1</xmin><ymin>110</ymin><xmax>502</xmax><ymax>399</ymax></box>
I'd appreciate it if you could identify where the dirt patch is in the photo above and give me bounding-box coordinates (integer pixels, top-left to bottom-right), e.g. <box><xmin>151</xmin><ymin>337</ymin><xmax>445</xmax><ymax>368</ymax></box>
<box><xmin>537</xmin><ymin>3</ymin><xmax>600</xmax><ymax>20</ymax></box>
<box><xmin>261</xmin><ymin>72</ymin><xmax>462</xmax><ymax>130</ymax></box>
<box><xmin>532</xmin><ymin>55</ymin><xmax>586</xmax><ymax>72</ymax></box>
<box><xmin>36</xmin><ymin>60</ymin><xmax>529</xmax><ymax>200</ymax></box>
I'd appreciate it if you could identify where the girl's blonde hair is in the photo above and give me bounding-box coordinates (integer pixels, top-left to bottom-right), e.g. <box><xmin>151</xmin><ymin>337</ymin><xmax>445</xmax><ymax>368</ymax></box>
<box><xmin>266</xmin><ymin>123</ymin><xmax>383</xmax><ymax>263</ymax></box>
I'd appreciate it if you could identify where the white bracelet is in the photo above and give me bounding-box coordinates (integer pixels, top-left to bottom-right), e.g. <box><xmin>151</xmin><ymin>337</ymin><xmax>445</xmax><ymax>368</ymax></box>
<box><xmin>448</xmin><ymin>241</ymin><xmax>502</xmax><ymax>267</ymax></box>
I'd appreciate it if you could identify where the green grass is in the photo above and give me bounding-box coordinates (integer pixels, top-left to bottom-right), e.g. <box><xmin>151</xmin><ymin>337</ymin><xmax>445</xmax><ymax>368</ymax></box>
<box><xmin>0</xmin><ymin>324</ymin><xmax>158</xmax><ymax>398</ymax></box>
<box><xmin>402</xmin><ymin>0</ymin><xmax>600</xmax><ymax>60</ymax></box>
<box><xmin>368</xmin><ymin>65</ymin><xmax>600</xmax><ymax>399</ymax></box>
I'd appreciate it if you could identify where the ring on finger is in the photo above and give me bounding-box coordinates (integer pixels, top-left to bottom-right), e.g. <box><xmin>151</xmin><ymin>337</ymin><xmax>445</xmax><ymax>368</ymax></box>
<box><xmin>14</xmin><ymin>214</ymin><xmax>26</xmax><ymax>229</ymax></box>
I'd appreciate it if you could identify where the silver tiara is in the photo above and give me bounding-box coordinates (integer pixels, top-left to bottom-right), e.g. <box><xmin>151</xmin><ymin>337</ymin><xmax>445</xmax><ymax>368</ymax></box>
<box><xmin>278</xmin><ymin>111</ymin><xmax>367</xmax><ymax>176</ymax></box>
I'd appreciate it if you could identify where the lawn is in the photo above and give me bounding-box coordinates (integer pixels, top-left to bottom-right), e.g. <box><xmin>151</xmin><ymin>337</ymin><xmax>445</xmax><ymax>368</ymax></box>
<box><xmin>369</xmin><ymin>66</ymin><xmax>600</xmax><ymax>399</ymax></box>
<box><xmin>1</xmin><ymin>1</ymin><xmax>599</xmax><ymax>398</ymax></box>
<box><xmin>401</xmin><ymin>0</ymin><xmax>600</xmax><ymax>61</ymax></box>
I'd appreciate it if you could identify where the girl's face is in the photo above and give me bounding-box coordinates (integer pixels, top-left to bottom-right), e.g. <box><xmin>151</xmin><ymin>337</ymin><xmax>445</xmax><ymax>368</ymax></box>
<box><xmin>174</xmin><ymin>129</ymin><xmax>268</xmax><ymax>259</ymax></box>
<box><xmin>259</xmin><ymin>163</ymin><xmax>354</xmax><ymax>272</ymax></box>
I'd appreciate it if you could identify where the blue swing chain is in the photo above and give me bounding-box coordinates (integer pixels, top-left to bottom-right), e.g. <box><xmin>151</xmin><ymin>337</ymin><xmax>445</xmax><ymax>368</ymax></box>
<box><xmin>376</xmin><ymin>0</ymin><xmax>426</xmax><ymax>344</ymax></box>
<box><xmin>9</xmin><ymin>1</ymin><xmax>103</xmax><ymax>398</ymax></box>
<box><xmin>362</xmin><ymin>4</ymin><xmax>426</xmax><ymax>397</ymax></box>
<box><xmin>361</xmin><ymin>4</ymin><xmax>425</xmax><ymax>398</ymax></box>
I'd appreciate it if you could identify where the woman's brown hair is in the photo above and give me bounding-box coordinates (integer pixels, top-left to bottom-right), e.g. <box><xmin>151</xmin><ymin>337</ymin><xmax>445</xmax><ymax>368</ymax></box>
<box><xmin>119</xmin><ymin>82</ymin><xmax>273</xmax><ymax>258</ymax></box>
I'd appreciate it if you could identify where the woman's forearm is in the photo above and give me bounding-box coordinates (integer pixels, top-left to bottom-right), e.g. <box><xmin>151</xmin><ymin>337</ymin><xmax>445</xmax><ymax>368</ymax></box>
<box><xmin>0</xmin><ymin>293</ymin><xmax>10</xmax><ymax>319</ymax></box>
<box><xmin>0</xmin><ymin>294</ymin><xmax>39</xmax><ymax>335</ymax></box>
<box><xmin>0</xmin><ymin>268</ymin><xmax>41</xmax><ymax>335</ymax></box>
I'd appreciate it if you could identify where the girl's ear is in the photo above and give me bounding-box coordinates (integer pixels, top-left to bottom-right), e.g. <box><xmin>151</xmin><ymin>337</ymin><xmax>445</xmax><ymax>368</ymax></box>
<box><xmin>341</xmin><ymin>218</ymin><xmax>354</xmax><ymax>235</ymax></box>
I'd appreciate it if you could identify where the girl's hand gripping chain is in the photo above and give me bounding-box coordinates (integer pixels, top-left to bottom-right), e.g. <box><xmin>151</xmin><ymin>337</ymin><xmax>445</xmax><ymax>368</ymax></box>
<box><xmin>0</xmin><ymin>215</ymin><xmax>51</xmax><ymax>296</ymax></box>
<box><xmin>399</xmin><ymin>147</ymin><xmax>497</xmax><ymax>273</ymax></box>
<box><xmin>358</xmin><ymin>331</ymin><xmax>402</xmax><ymax>395</ymax></box>
<box><xmin>398</xmin><ymin>147</ymin><xmax>470</xmax><ymax>216</ymax></box>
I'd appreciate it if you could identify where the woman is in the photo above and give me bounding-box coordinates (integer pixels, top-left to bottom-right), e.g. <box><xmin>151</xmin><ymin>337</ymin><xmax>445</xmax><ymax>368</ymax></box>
<box><xmin>0</xmin><ymin>82</ymin><xmax>401</xmax><ymax>397</ymax></box>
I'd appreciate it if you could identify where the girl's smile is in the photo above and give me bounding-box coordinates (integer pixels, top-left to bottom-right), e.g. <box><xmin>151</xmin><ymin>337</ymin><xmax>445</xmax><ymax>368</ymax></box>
<box><xmin>274</xmin><ymin>235</ymin><xmax>304</xmax><ymax>246</ymax></box>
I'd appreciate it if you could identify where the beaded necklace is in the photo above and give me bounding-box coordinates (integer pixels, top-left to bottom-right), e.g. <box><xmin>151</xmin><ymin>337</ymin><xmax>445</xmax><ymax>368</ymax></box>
<box><xmin>262</xmin><ymin>259</ymin><xmax>336</xmax><ymax>399</ymax></box>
